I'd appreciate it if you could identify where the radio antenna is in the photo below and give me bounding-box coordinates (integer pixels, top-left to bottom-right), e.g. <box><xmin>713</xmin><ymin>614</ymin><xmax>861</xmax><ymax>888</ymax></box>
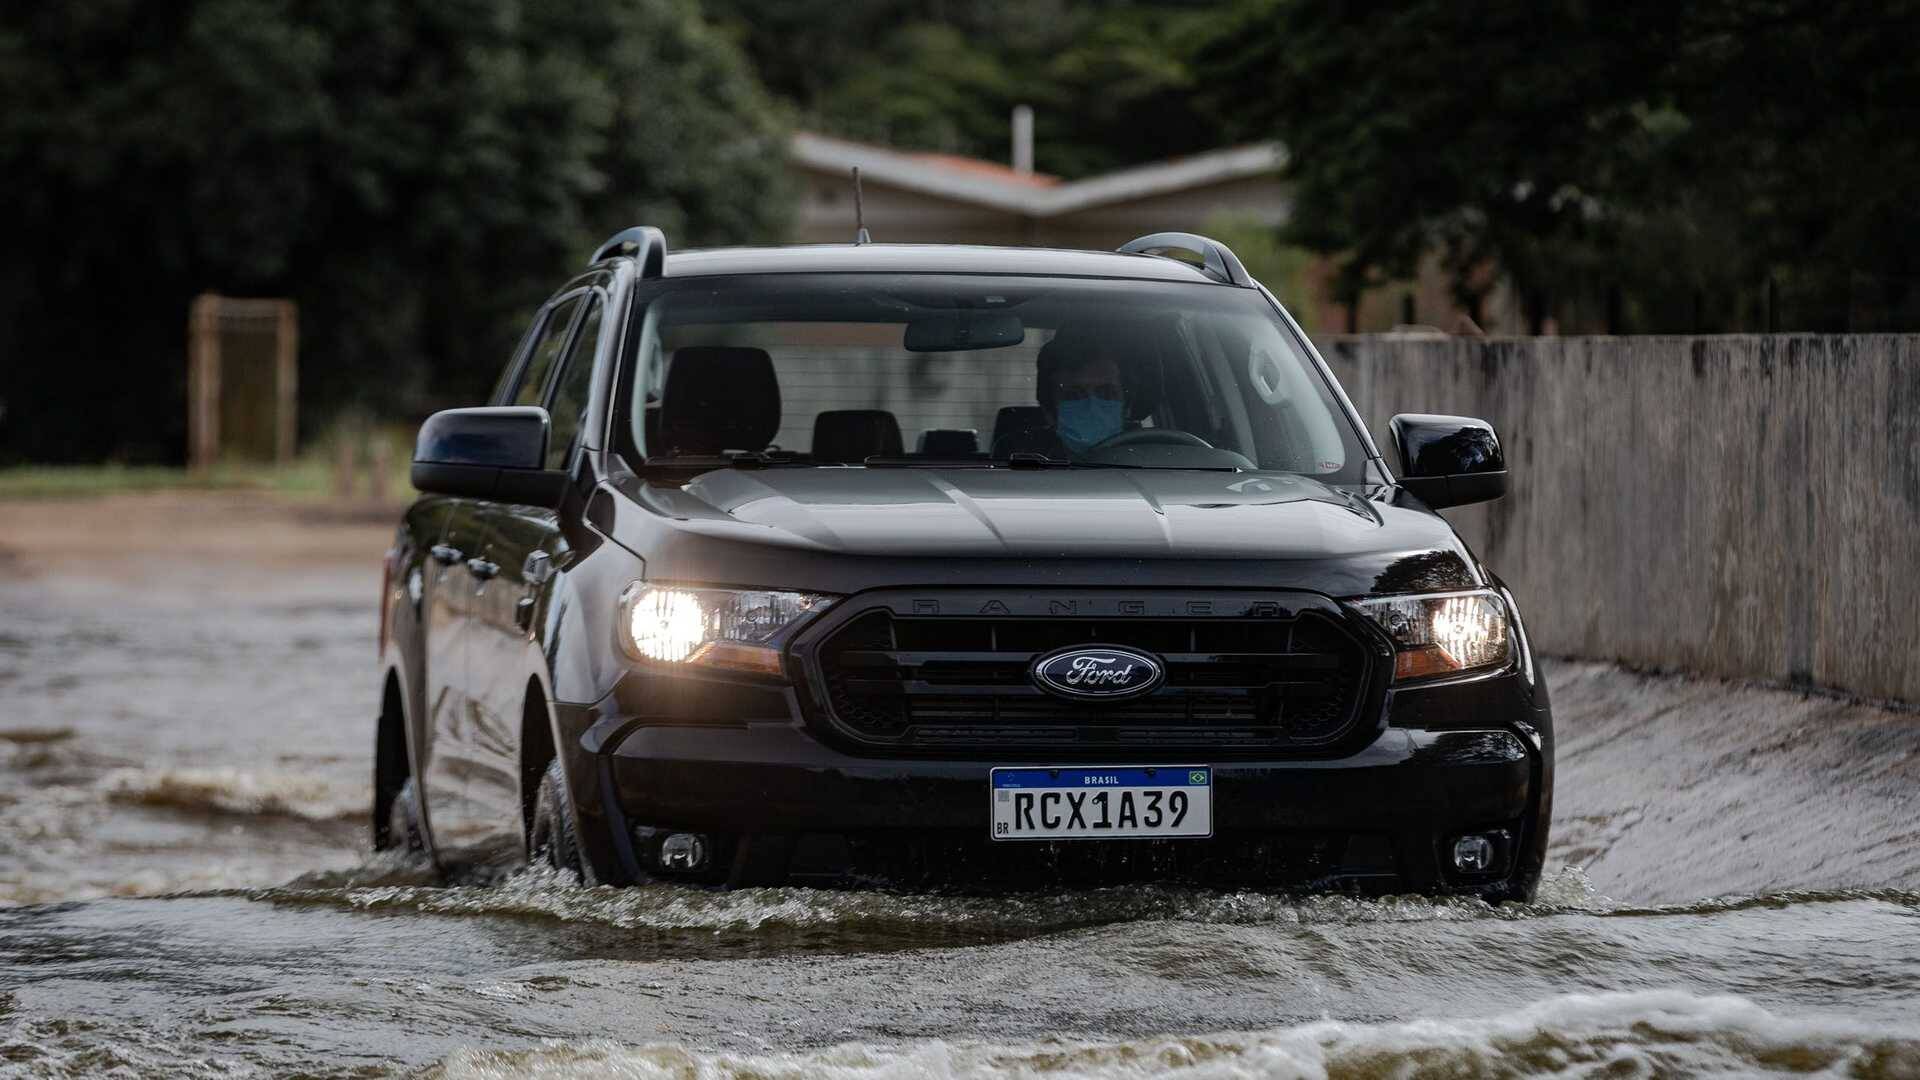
<box><xmin>851</xmin><ymin>166</ymin><xmax>872</xmax><ymax>245</ymax></box>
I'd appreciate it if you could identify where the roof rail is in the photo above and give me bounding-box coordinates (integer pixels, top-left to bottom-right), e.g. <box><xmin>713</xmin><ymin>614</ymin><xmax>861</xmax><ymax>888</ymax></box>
<box><xmin>589</xmin><ymin>226</ymin><xmax>667</xmax><ymax>276</ymax></box>
<box><xmin>1116</xmin><ymin>232</ymin><xmax>1252</xmax><ymax>287</ymax></box>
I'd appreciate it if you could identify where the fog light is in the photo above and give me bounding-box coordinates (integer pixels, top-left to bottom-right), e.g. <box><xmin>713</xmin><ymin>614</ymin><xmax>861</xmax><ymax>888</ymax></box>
<box><xmin>660</xmin><ymin>832</ymin><xmax>710</xmax><ymax>872</ymax></box>
<box><xmin>1452</xmin><ymin>834</ymin><xmax>1495</xmax><ymax>873</ymax></box>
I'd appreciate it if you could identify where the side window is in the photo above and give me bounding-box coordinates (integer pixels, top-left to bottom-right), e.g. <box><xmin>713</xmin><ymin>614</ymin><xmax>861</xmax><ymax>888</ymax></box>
<box><xmin>544</xmin><ymin>295</ymin><xmax>604</xmax><ymax>469</ymax></box>
<box><xmin>511</xmin><ymin>295</ymin><xmax>582</xmax><ymax>406</ymax></box>
<box><xmin>489</xmin><ymin>312</ymin><xmax>547</xmax><ymax>404</ymax></box>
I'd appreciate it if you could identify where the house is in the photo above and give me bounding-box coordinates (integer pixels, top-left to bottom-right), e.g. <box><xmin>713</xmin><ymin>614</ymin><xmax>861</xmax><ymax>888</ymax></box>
<box><xmin>786</xmin><ymin>123</ymin><xmax>1518</xmax><ymax>334</ymax></box>
<box><xmin>789</xmin><ymin>130</ymin><xmax>1288</xmax><ymax>251</ymax></box>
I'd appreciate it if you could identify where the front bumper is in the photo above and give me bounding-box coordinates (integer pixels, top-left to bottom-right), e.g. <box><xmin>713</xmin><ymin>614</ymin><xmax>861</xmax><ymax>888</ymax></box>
<box><xmin>559</xmin><ymin>667</ymin><xmax>1551</xmax><ymax>897</ymax></box>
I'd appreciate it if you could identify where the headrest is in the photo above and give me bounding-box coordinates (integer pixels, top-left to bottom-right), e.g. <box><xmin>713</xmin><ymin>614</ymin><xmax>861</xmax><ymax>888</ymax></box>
<box><xmin>992</xmin><ymin>405</ymin><xmax>1048</xmax><ymax>449</ymax></box>
<box><xmin>660</xmin><ymin>347</ymin><xmax>780</xmax><ymax>454</ymax></box>
<box><xmin>811</xmin><ymin>410</ymin><xmax>903</xmax><ymax>463</ymax></box>
<box><xmin>1036</xmin><ymin>326</ymin><xmax>1160</xmax><ymax>422</ymax></box>
<box><xmin>917</xmin><ymin>429</ymin><xmax>980</xmax><ymax>456</ymax></box>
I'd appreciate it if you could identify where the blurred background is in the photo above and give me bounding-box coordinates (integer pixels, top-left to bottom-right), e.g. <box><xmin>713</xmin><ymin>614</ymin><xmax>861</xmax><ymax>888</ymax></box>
<box><xmin>3</xmin><ymin>0</ymin><xmax>1918</xmax><ymax>475</ymax></box>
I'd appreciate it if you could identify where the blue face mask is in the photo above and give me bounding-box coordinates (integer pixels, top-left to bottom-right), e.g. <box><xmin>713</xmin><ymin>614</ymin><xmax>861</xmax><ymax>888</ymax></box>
<box><xmin>1055</xmin><ymin>396</ymin><xmax>1124</xmax><ymax>451</ymax></box>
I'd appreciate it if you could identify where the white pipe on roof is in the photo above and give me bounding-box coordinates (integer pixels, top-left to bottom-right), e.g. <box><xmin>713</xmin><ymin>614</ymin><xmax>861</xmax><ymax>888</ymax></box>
<box><xmin>1011</xmin><ymin>105</ymin><xmax>1034</xmax><ymax>177</ymax></box>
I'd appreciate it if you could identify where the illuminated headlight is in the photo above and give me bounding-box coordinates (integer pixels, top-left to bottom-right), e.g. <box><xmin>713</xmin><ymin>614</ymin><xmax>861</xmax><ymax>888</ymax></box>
<box><xmin>617</xmin><ymin>584</ymin><xmax>835</xmax><ymax>677</ymax></box>
<box><xmin>1351</xmin><ymin>589</ymin><xmax>1512</xmax><ymax>683</ymax></box>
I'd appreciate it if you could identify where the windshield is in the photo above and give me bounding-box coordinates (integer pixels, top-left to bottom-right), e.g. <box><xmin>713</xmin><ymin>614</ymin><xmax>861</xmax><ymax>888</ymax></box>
<box><xmin>626</xmin><ymin>273</ymin><xmax>1366</xmax><ymax>477</ymax></box>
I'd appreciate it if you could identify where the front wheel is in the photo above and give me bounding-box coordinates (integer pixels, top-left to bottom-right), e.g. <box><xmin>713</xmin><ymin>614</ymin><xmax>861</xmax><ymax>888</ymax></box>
<box><xmin>529</xmin><ymin>759</ymin><xmax>592</xmax><ymax>883</ymax></box>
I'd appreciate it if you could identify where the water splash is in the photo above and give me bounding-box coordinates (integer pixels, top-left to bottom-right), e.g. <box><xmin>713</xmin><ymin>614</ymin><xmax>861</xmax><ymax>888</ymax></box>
<box><xmin>98</xmin><ymin>766</ymin><xmax>365</xmax><ymax>823</ymax></box>
<box><xmin>250</xmin><ymin>861</ymin><xmax>1626</xmax><ymax>957</ymax></box>
<box><xmin>422</xmin><ymin>990</ymin><xmax>1920</xmax><ymax>1079</ymax></box>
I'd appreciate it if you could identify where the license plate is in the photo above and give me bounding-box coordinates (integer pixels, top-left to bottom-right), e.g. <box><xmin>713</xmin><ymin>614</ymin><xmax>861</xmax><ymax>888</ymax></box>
<box><xmin>990</xmin><ymin>766</ymin><xmax>1213</xmax><ymax>841</ymax></box>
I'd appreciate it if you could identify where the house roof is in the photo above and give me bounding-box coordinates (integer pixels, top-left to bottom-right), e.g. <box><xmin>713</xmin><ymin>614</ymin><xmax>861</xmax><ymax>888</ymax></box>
<box><xmin>790</xmin><ymin>132</ymin><xmax>1286</xmax><ymax>218</ymax></box>
<box><xmin>903</xmin><ymin>151</ymin><xmax>1061</xmax><ymax>189</ymax></box>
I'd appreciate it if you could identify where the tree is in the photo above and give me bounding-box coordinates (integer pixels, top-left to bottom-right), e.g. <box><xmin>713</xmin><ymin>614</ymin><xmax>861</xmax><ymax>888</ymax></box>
<box><xmin>705</xmin><ymin>0</ymin><xmax>1224</xmax><ymax>178</ymax></box>
<box><xmin>0</xmin><ymin>0</ymin><xmax>789</xmax><ymax>464</ymax></box>
<box><xmin>1199</xmin><ymin>0</ymin><xmax>1920</xmax><ymax>332</ymax></box>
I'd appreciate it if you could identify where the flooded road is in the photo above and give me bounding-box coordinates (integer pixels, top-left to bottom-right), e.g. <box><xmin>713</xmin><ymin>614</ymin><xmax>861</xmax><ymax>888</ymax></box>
<box><xmin>3</xmin><ymin>493</ymin><xmax>1919</xmax><ymax>1077</ymax></box>
<box><xmin>0</xmin><ymin>494</ymin><xmax>375</xmax><ymax>904</ymax></box>
<box><xmin>7</xmin><ymin>878</ymin><xmax>1920</xmax><ymax>1075</ymax></box>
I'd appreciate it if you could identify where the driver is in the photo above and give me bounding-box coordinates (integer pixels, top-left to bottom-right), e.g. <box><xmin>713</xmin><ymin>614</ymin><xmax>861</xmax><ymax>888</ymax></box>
<box><xmin>996</xmin><ymin>330</ymin><xmax>1136</xmax><ymax>458</ymax></box>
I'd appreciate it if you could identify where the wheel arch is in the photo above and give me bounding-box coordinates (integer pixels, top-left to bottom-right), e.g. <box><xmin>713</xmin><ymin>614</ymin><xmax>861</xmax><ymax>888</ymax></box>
<box><xmin>519</xmin><ymin>673</ymin><xmax>560</xmax><ymax>847</ymax></box>
<box><xmin>372</xmin><ymin>666</ymin><xmax>410</xmax><ymax>848</ymax></box>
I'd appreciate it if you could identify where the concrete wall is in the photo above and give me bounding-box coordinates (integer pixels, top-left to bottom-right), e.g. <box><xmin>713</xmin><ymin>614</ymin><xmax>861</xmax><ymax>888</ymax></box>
<box><xmin>1317</xmin><ymin>335</ymin><xmax>1920</xmax><ymax>704</ymax></box>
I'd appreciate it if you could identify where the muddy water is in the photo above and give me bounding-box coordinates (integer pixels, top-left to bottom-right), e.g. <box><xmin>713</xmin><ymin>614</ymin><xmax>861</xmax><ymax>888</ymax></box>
<box><xmin>0</xmin><ymin>496</ymin><xmax>374</xmax><ymax>904</ymax></box>
<box><xmin>6</xmin><ymin>875</ymin><xmax>1920</xmax><ymax>1075</ymax></box>
<box><xmin>3</xmin><ymin>494</ymin><xmax>1920</xmax><ymax>1077</ymax></box>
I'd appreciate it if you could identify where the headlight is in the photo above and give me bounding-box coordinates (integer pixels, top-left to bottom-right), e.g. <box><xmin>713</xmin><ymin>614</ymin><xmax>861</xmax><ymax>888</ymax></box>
<box><xmin>1351</xmin><ymin>589</ymin><xmax>1512</xmax><ymax>683</ymax></box>
<box><xmin>617</xmin><ymin>584</ymin><xmax>835</xmax><ymax>677</ymax></box>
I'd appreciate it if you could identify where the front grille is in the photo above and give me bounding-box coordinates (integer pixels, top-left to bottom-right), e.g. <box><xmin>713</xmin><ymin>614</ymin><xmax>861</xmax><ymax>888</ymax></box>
<box><xmin>809</xmin><ymin>602</ymin><xmax>1370</xmax><ymax>752</ymax></box>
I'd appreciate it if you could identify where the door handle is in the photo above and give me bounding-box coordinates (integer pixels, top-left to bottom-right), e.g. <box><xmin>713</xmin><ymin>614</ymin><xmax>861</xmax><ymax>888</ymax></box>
<box><xmin>465</xmin><ymin>557</ymin><xmax>500</xmax><ymax>580</ymax></box>
<box><xmin>429</xmin><ymin>544</ymin><xmax>463</xmax><ymax>565</ymax></box>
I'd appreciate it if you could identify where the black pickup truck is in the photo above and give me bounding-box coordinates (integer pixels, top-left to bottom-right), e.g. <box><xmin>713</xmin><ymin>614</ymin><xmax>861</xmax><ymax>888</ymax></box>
<box><xmin>374</xmin><ymin>228</ymin><xmax>1552</xmax><ymax>900</ymax></box>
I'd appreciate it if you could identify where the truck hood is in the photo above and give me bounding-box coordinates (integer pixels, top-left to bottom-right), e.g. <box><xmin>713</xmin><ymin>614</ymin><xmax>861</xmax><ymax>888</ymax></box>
<box><xmin>619</xmin><ymin>468</ymin><xmax>1478</xmax><ymax>592</ymax></box>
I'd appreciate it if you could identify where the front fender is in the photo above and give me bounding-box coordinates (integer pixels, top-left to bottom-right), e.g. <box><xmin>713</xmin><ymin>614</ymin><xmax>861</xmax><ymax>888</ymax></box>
<box><xmin>539</xmin><ymin>526</ymin><xmax>645</xmax><ymax>707</ymax></box>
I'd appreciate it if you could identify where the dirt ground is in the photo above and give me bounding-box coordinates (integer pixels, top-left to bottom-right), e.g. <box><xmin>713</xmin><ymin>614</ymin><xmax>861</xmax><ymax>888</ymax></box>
<box><xmin>0</xmin><ymin>489</ymin><xmax>395</xmax><ymax>587</ymax></box>
<box><xmin>0</xmin><ymin>490</ymin><xmax>1915</xmax><ymax>906</ymax></box>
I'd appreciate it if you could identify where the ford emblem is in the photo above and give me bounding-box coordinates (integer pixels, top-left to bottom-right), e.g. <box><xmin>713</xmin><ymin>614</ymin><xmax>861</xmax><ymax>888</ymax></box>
<box><xmin>1030</xmin><ymin>645</ymin><xmax>1165</xmax><ymax>702</ymax></box>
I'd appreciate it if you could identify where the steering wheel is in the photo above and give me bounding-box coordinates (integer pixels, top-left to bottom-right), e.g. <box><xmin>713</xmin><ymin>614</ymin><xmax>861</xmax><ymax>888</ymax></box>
<box><xmin>1092</xmin><ymin>427</ymin><xmax>1215</xmax><ymax>451</ymax></box>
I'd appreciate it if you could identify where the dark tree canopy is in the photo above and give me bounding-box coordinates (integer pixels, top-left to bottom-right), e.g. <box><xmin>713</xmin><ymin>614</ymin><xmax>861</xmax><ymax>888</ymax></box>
<box><xmin>705</xmin><ymin>0</ymin><xmax>1224</xmax><ymax>178</ymax></box>
<box><xmin>0</xmin><ymin>0</ymin><xmax>788</xmax><ymax>464</ymax></box>
<box><xmin>5</xmin><ymin>0</ymin><xmax>1917</xmax><ymax>463</ymax></box>
<box><xmin>1199</xmin><ymin>0</ymin><xmax>1920</xmax><ymax>332</ymax></box>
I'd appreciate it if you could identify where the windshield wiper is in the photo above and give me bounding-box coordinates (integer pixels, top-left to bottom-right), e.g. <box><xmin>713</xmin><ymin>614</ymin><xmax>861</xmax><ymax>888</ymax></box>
<box><xmin>860</xmin><ymin>453</ymin><xmax>1130</xmax><ymax>469</ymax></box>
<box><xmin>641</xmin><ymin>450</ymin><xmax>814</xmax><ymax>471</ymax></box>
<box><xmin>860</xmin><ymin>456</ymin><xmax>991</xmax><ymax>468</ymax></box>
<box><xmin>992</xmin><ymin>453</ymin><xmax>1239</xmax><ymax>471</ymax></box>
<box><xmin>651</xmin><ymin>451</ymin><xmax>1236</xmax><ymax>472</ymax></box>
<box><xmin>726</xmin><ymin>450</ymin><xmax>811</xmax><ymax>467</ymax></box>
<box><xmin>1002</xmin><ymin>452</ymin><xmax>1124</xmax><ymax>468</ymax></box>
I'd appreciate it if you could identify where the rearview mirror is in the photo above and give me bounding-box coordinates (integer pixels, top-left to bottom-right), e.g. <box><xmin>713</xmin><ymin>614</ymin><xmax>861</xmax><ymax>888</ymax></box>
<box><xmin>903</xmin><ymin>311</ymin><xmax>1025</xmax><ymax>352</ymax></box>
<box><xmin>1388</xmin><ymin>414</ymin><xmax>1507</xmax><ymax>509</ymax></box>
<box><xmin>411</xmin><ymin>406</ymin><xmax>568</xmax><ymax>508</ymax></box>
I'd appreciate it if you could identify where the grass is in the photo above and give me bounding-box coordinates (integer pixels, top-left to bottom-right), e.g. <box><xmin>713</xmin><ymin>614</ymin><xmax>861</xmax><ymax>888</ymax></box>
<box><xmin>0</xmin><ymin>427</ymin><xmax>415</xmax><ymax>501</ymax></box>
<box><xmin>0</xmin><ymin>460</ymin><xmax>412</xmax><ymax>501</ymax></box>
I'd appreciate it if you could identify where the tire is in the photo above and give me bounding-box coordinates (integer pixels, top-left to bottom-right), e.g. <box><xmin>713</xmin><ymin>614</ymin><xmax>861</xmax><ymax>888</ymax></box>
<box><xmin>529</xmin><ymin>759</ymin><xmax>590</xmax><ymax>883</ymax></box>
<box><xmin>386</xmin><ymin>777</ymin><xmax>426</xmax><ymax>856</ymax></box>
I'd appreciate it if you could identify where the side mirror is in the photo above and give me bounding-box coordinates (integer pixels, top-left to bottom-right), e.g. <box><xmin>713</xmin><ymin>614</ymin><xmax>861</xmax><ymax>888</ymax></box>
<box><xmin>411</xmin><ymin>406</ymin><xmax>568</xmax><ymax>508</ymax></box>
<box><xmin>1388</xmin><ymin>413</ymin><xmax>1508</xmax><ymax>509</ymax></box>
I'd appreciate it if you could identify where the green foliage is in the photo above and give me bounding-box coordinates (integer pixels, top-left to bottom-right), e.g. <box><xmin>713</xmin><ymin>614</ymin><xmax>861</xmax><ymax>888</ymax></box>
<box><xmin>1197</xmin><ymin>0</ymin><xmax>1920</xmax><ymax>332</ymax></box>
<box><xmin>0</xmin><ymin>0</ymin><xmax>788</xmax><ymax>464</ymax></box>
<box><xmin>705</xmin><ymin>0</ymin><xmax>1222</xmax><ymax>177</ymax></box>
<box><xmin>0</xmin><ymin>430</ymin><xmax>413</xmax><ymax>501</ymax></box>
<box><xmin>10</xmin><ymin>0</ymin><xmax>1916</xmax><ymax>467</ymax></box>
